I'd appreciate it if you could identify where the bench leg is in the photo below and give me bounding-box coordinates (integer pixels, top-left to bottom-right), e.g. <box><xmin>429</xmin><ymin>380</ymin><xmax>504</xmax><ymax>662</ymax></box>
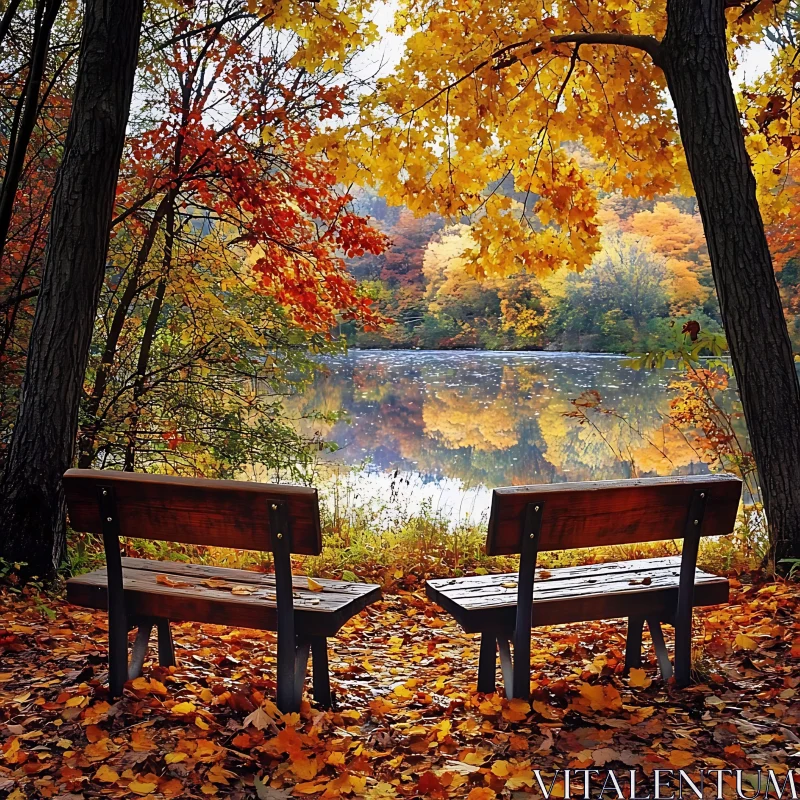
<box><xmin>276</xmin><ymin>631</ymin><xmax>297</xmax><ymax>713</ymax></box>
<box><xmin>497</xmin><ymin>637</ymin><xmax>514</xmax><ymax>697</ymax></box>
<box><xmin>294</xmin><ymin>641</ymin><xmax>310</xmax><ymax>710</ymax></box>
<box><xmin>128</xmin><ymin>620</ymin><xmax>153</xmax><ymax>681</ymax></box>
<box><xmin>477</xmin><ymin>633</ymin><xmax>497</xmax><ymax>693</ymax></box>
<box><xmin>674</xmin><ymin>614</ymin><xmax>693</xmax><ymax>688</ymax></box>
<box><xmin>108</xmin><ymin>623</ymin><xmax>129</xmax><ymax>698</ymax></box>
<box><xmin>311</xmin><ymin>638</ymin><xmax>332</xmax><ymax>709</ymax></box>
<box><xmin>156</xmin><ymin>619</ymin><xmax>176</xmax><ymax>667</ymax></box>
<box><xmin>625</xmin><ymin>616</ymin><xmax>644</xmax><ymax>672</ymax></box>
<box><xmin>647</xmin><ymin>618</ymin><xmax>674</xmax><ymax>681</ymax></box>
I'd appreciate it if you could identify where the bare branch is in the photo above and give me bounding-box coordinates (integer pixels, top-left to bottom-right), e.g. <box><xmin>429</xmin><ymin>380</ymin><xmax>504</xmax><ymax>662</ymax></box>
<box><xmin>551</xmin><ymin>33</ymin><xmax>663</xmax><ymax>68</ymax></box>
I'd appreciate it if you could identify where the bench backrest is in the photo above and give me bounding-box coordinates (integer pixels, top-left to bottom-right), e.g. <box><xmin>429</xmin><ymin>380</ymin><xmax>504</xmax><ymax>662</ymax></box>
<box><xmin>486</xmin><ymin>474</ymin><xmax>742</xmax><ymax>555</ymax></box>
<box><xmin>63</xmin><ymin>469</ymin><xmax>322</xmax><ymax>556</ymax></box>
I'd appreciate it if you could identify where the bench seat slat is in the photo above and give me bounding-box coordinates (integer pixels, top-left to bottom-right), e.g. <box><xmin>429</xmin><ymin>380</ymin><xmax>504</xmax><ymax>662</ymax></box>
<box><xmin>426</xmin><ymin>556</ymin><xmax>728</xmax><ymax>633</ymax></box>
<box><xmin>428</xmin><ymin>555</ymin><xmax>691</xmax><ymax>593</ymax></box>
<box><xmin>117</xmin><ymin>557</ymin><xmax>372</xmax><ymax>595</ymax></box>
<box><xmin>67</xmin><ymin>558</ymin><xmax>381</xmax><ymax>638</ymax></box>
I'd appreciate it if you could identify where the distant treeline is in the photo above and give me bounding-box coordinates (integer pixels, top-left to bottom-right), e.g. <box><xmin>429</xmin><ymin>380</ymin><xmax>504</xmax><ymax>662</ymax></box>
<box><xmin>344</xmin><ymin>191</ymin><xmax>733</xmax><ymax>353</ymax></box>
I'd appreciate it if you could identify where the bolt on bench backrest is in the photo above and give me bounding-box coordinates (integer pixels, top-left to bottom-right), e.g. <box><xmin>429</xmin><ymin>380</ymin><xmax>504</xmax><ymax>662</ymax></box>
<box><xmin>486</xmin><ymin>474</ymin><xmax>742</xmax><ymax>556</ymax></box>
<box><xmin>63</xmin><ymin>468</ymin><xmax>322</xmax><ymax>555</ymax></box>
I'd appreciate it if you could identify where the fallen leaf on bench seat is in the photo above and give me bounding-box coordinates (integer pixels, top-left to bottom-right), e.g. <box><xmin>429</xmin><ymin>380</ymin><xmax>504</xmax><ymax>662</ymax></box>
<box><xmin>629</xmin><ymin>577</ymin><xmax>652</xmax><ymax>586</ymax></box>
<box><xmin>538</xmin><ymin>570</ymin><xmax>552</xmax><ymax>579</ymax></box>
<box><xmin>156</xmin><ymin>574</ymin><xmax>192</xmax><ymax>588</ymax></box>
<box><xmin>307</xmin><ymin>577</ymin><xmax>324</xmax><ymax>592</ymax></box>
<box><xmin>500</xmin><ymin>581</ymin><xmax>517</xmax><ymax>588</ymax></box>
<box><xmin>201</xmin><ymin>579</ymin><xmax>231</xmax><ymax>589</ymax></box>
<box><xmin>231</xmin><ymin>585</ymin><xmax>257</xmax><ymax>595</ymax></box>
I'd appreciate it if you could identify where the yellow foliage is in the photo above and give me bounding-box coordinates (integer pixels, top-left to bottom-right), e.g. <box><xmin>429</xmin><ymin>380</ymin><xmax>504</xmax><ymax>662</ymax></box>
<box><xmin>335</xmin><ymin>0</ymin><xmax>795</xmax><ymax>278</ymax></box>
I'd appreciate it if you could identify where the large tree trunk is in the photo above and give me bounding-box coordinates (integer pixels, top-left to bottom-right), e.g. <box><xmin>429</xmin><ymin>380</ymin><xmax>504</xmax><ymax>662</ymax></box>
<box><xmin>661</xmin><ymin>0</ymin><xmax>800</xmax><ymax>564</ymax></box>
<box><xmin>0</xmin><ymin>0</ymin><xmax>144</xmax><ymax>578</ymax></box>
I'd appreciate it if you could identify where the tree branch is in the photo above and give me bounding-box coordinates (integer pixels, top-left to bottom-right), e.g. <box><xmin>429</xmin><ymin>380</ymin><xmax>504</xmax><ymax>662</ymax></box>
<box><xmin>551</xmin><ymin>33</ymin><xmax>663</xmax><ymax>68</ymax></box>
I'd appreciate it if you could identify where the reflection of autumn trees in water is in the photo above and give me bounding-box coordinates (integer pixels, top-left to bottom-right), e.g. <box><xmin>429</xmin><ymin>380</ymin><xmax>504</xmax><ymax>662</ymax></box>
<box><xmin>290</xmin><ymin>353</ymin><xmax>732</xmax><ymax>488</ymax></box>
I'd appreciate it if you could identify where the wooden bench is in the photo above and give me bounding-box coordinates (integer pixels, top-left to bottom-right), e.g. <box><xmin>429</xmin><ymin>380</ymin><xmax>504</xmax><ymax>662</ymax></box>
<box><xmin>63</xmin><ymin>469</ymin><xmax>381</xmax><ymax>712</ymax></box>
<box><xmin>427</xmin><ymin>475</ymin><xmax>741</xmax><ymax>697</ymax></box>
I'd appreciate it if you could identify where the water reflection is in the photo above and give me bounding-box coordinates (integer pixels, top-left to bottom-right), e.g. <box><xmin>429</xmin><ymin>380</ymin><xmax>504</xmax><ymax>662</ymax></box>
<box><xmin>289</xmin><ymin>350</ymin><xmax>732</xmax><ymax>522</ymax></box>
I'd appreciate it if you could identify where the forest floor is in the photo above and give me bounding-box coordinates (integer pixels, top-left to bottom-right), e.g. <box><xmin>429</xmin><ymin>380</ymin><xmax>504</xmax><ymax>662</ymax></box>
<box><xmin>1</xmin><ymin>572</ymin><xmax>799</xmax><ymax>800</ymax></box>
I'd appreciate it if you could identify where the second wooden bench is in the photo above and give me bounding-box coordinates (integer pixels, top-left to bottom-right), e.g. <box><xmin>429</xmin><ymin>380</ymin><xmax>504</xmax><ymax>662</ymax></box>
<box><xmin>427</xmin><ymin>474</ymin><xmax>741</xmax><ymax>697</ymax></box>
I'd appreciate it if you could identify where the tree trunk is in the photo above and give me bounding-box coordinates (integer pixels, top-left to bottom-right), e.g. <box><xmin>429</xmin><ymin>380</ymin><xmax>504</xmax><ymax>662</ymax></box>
<box><xmin>77</xmin><ymin>192</ymin><xmax>173</xmax><ymax>469</ymax></box>
<box><xmin>0</xmin><ymin>0</ymin><xmax>144</xmax><ymax>578</ymax></box>
<box><xmin>123</xmin><ymin>200</ymin><xmax>175</xmax><ymax>472</ymax></box>
<box><xmin>0</xmin><ymin>0</ymin><xmax>63</xmax><ymax>264</ymax></box>
<box><xmin>662</xmin><ymin>0</ymin><xmax>800</xmax><ymax>564</ymax></box>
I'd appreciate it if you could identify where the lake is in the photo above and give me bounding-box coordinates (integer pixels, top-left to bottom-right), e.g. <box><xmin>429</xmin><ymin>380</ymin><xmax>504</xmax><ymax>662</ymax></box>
<box><xmin>291</xmin><ymin>350</ymin><xmax>738</xmax><ymax>524</ymax></box>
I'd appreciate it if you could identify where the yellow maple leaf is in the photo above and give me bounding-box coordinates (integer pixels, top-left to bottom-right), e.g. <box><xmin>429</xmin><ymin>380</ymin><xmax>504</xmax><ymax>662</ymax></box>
<box><xmin>291</xmin><ymin>755</ymin><xmax>320</xmax><ymax>780</ymax></box>
<box><xmin>503</xmin><ymin>698</ymin><xmax>531</xmax><ymax>722</ymax></box>
<box><xmin>128</xmin><ymin>779</ymin><xmax>158</xmax><ymax>796</ymax></box>
<box><xmin>392</xmin><ymin>684</ymin><xmax>413</xmax><ymax>699</ymax></box>
<box><xmin>735</xmin><ymin>633</ymin><xmax>759</xmax><ymax>650</ymax></box>
<box><xmin>579</xmin><ymin>682</ymin><xmax>623</xmax><ymax>712</ymax></box>
<box><xmin>491</xmin><ymin>760</ymin><xmax>511</xmax><ymax>777</ymax></box>
<box><xmin>628</xmin><ymin>668</ymin><xmax>653</xmax><ymax>689</ymax></box>
<box><xmin>94</xmin><ymin>764</ymin><xmax>119</xmax><ymax>783</ymax></box>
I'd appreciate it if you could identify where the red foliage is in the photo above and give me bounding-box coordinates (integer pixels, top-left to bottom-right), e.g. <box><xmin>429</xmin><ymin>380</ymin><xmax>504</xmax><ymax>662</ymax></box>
<box><xmin>114</xmin><ymin>5</ymin><xmax>388</xmax><ymax>334</ymax></box>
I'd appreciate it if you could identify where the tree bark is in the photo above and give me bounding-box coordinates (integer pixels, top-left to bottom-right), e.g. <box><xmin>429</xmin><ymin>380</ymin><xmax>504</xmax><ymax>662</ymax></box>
<box><xmin>0</xmin><ymin>0</ymin><xmax>144</xmax><ymax>578</ymax></box>
<box><xmin>661</xmin><ymin>0</ymin><xmax>800</xmax><ymax>563</ymax></box>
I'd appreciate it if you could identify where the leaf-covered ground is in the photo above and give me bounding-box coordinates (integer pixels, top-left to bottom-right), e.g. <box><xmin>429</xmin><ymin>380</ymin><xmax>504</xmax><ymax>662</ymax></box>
<box><xmin>1</xmin><ymin>574</ymin><xmax>799</xmax><ymax>800</ymax></box>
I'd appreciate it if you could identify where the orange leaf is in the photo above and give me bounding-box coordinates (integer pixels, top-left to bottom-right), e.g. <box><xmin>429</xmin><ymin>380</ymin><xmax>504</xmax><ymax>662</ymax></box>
<box><xmin>156</xmin><ymin>574</ymin><xmax>192</xmax><ymax>588</ymax></box>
